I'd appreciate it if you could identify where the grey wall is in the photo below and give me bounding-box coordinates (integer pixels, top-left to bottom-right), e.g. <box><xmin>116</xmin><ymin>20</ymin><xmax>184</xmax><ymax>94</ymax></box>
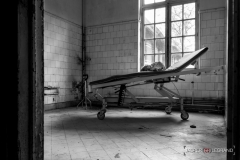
<box><xmin>85</xmin><ymin>0</ymin><xmax>226</xmax><ymax>26</ymax></box>
<box><xmin>199</xmin><ymin>0</ymin><xmax>226</xmax><ymax>10</ymax></box>
<box><xmin>85</xmin><ymin>0</ymin><xmax>138</xmax><ymax>26</ymax></box>
<box><xmin>44</xmin><ymin>0</ymin><xmax>82</xmax><ymax>25</ymax></box>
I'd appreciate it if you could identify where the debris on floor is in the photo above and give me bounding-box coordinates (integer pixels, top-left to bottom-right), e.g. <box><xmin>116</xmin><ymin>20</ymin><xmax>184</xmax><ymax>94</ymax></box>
<box><xmin>114</xmin><ymin>153</ymin><xmax>120</xmax><ymax>158</ymax></box>
<box><xmin>138</xmin><ymin>125</ymin><xmax>149</xmax><ymax>130</ymax></box>
<box><xmin>190</xmin><ymin>125</ymin><xmax>196</xmax><ymax>128</ymax></box>
<box><xmin>159</xmin><ymin>134</ymin><xmax>172</xmax><ymax>137</ymax></box>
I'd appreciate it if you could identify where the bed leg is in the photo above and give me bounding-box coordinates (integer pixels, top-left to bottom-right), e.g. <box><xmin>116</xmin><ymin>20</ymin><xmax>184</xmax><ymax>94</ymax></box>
<box><xmin>97</xmin><ymin>99</ymin><xmax>107</xmax><ymax>120</ymax></box>
<box><xmin>180</xmin><ymin>98</ymin><xmax>189</xmax><ymax>120</ymax></box>
<box><xmin>180</xmin><ymin>98</ymin><xmax>184</xmax><ymax>111</ymax></box>
<box><xmin>165</xmin><ymin>103</ymin><xmax>172</xmax><ymax>114</ymax></box>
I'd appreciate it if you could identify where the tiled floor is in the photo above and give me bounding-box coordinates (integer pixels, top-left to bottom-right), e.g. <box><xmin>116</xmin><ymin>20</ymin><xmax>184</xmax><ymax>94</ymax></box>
<box><xmin>44</xmin><ymin>107</ymin><xmax>226</xmax><ymax>160</ymax></box>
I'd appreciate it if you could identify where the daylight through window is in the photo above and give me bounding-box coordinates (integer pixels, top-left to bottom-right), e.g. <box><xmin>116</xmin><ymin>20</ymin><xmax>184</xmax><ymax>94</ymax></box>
<box><xmin>141</xmin><ymin>0</ymin><xmax>197</xmax><ymax>68</ymax></box>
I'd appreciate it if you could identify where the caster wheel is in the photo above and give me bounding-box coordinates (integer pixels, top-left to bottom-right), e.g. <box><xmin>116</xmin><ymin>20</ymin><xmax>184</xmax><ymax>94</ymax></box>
<box><xmin>165</xmin><ymin>106</ymin><xmax>172</xmax><ymax>114</ymax></box>
<box><xmin>101</xmin><ymin>108</ymin><xmax>107</xmax><ymax>114</ymax></box>
<box><xmin>181</xmin><ymin>110</ymin><xmax>189</xmax><ymax>120</ymax></box>
<box><xmin>97</xmin><ymin>112</ymin><xmax>105</xmax><ymax>120</ymax></box>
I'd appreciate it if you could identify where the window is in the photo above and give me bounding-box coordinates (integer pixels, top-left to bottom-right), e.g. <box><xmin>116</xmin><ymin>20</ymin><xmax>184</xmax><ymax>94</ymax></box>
<box><xmin>140</xmin><ymin>0</ymin><xmax>198</xmax><ymax>69</ymax></box>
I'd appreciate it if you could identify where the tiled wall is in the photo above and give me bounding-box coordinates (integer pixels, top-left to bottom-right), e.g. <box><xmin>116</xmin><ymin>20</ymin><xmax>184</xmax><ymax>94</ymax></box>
<box><xmin>44</xmin><ymin>12</ymin><xmax>82</xmax><ymax>105</ymax></box>
<box><xmin>198</xmin><ymin>8</ymin><xmax>226</xmax><ymax>97</ymax></box>
<box><xmin>86</xmin><ymin>21</ymin><xmax>138</xmax><ymax>96</ymax></box>
<box><xmin>86</xmin><ymin>7</ymin><xmax>226</xmax><ymax>99</ymax></box>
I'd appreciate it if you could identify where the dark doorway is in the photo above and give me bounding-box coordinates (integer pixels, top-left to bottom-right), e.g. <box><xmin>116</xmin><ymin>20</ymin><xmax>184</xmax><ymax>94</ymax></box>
<box><xmin>5</xmin><ymin>0</ymin><xmax>240</xmax><ymax>159</ymax></box>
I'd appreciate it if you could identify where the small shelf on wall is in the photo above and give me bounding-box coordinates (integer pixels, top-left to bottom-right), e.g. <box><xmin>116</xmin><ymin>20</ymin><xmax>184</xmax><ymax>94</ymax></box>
<box><xmin>44</xmin><ymin>86</ymin><xmax>59</xmax><ymax>95</ymax></box>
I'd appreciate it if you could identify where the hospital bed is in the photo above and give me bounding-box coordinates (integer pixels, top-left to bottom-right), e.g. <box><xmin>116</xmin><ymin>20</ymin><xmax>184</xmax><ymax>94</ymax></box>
<box><xmin>88</xmin><ymin>47</ymin><xmax>224</xmax><ymax>120</ymax></box>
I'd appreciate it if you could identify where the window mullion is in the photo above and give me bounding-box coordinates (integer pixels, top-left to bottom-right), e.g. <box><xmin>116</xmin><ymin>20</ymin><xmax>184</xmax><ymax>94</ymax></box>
<box><xmin>154</xmin><ymin>9</ymin><xmax>156</xmax><ymax>62</ymax></box>
<box><xmin>141</xmin><ymin>9</ymin><xmax>144</xmax><ymax>67</ymax></box>
<box><xmin>166</xmin><ymin>3</ymin><xmax>170</xmax><ymax>67</ymax></box>
<box><xmin>141</xmin><ymin>0</ymin><xmax>196</xmax><ymax>69</ymax></box>
<box><xmin>182</xmin><ymin>4</ymin><xmax>184</xmax><ymax>57</ymax></box>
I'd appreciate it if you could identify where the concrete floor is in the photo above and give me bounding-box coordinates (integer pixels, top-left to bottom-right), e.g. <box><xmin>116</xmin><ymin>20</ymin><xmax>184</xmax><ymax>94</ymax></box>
<box><xmin>44</xmin><ymin>107</ymin><xmax>226</xmax><ymax>160</ymax></box>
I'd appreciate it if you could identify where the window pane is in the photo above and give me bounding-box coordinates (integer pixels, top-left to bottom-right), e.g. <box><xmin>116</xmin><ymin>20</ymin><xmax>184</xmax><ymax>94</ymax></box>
<box><xmin>155</xmin><ymin>39</ymin><xmax>165</xmax><ymax>53</ymax></box>
<box><xmin>184</xmin><ymin>36</ymin><xmax>195</xmax><ymax>52</ymax></box>
<box><xmin>144</xmin><ymin>25</ymin><xmax>154</xmax><ymax>39</ymax></box>
<box><xmin>171</xmin><ymin>54</ymin><xmax>182</xmax><ymax>65</ymax></box>
<box><xmin>155</xmin><ymin>54</ymin><xmax>165</xmax><ymax>66</ymax></box>
<box><xmin>144</xmin><ymin>0</ymin><xmax>154</xmax><ymax>5</ymax></box>
<box><xmin>171</xmin><ymin>21</ymin><xmax>182</xmax><ymax>37</ymax></box>
<box><xmin>144</xmin><ymin>40</ymin><xmax>154</xmax><ymax>54</ymax></box>
<box><xmin>155</xmin><ymin>8</ymin><xmax>166</xmax><ymax>23</ymax></box>
<box><xmin>144</xmin><ymin>55</ymin><xmax>154</xmax><ymax>65</ymax></box>
<box><xmin>184</xmin><ymin>3</ymin><xmax>195</xmax><ymax>19</ymax></box>
<box><xmin>184</xmin><ymin>20</ymin><xmax>195</xmax><ymax>35</ymax></box>
<box><xmin>155</xmin><ymin>23</ymin><xmax>165</xmax><ymax>38</ymax></box>
<box><xmin>144</xmin><ymin>10</ymin><xmax>154</xmax><ymax>24</ymax></box>
<box><xmin>155</xmin><ymin>0</ymin><xmax>165</xmax><ymax>2</ymax></box>
<box><xmin>171</xmin><ymin>38</ymin><xmax>182</xmax><ymax>53</ymax></box>
<box><xmin>171</xmin><ymin>5</ymin><xmax>182</xmax><ymax>21</ymax></box>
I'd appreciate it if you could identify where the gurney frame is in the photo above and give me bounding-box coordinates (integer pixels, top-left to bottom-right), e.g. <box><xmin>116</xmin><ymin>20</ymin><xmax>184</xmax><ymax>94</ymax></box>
<box><xmin>89</xmin><ymin>65</ymin><xmax>225</xmax><ymax>120</ymax></box>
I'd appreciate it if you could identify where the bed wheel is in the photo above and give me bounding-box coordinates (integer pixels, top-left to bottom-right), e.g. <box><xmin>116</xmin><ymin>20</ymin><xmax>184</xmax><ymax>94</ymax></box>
<box><xmin>181</xmin><ymin>110</ymin><xmax>189</xmax><ymax>120</ymax></box>
<box><xmin>101</xmin><ymin>108</ymin><xmax>107</xmax><ymax>114</ymax></box>
<box><xmin>165</xmin><ymin>106</ymin><xmax>172</xmax><ymax>114</ymax></box>
<box><xmin>97</xmin><ymin>112</ymin><xmax>105</xmax><ymax>120</ymax></box>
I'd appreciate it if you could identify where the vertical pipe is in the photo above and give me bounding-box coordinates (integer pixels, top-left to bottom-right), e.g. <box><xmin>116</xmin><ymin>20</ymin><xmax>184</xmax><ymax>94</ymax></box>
<box><xmin>166</xmin><ymin>3</ymin><xmax>170</xmax><ymax>67</ymax></box>
<box><xmin>197</xmin><ymin>2</ymin><xmax>201</xmax><ymax>69</ymax></box>
<box><xmin>81</xmin><ymin>0</ymin><xmax>86</xmax><ymax>100</ymax></box>
<box><xmin>191</xmin><ymin>81</ymin><xmax>194</xmax><ymax>104</ymax></box>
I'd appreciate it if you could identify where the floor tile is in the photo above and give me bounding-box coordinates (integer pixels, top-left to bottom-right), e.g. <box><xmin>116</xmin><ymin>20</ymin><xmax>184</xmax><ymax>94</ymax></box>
<box><xmin>44</xmin><ymin>107</ymin><xmax>226</xmax><ymax>160</ymax></box>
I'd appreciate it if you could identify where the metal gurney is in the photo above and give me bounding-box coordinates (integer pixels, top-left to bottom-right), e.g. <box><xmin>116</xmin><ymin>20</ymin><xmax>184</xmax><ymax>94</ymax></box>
<box><xmin>88</xmin><ymin>47</ymin><xmax>224</xmax><ymax>120</ymax></box>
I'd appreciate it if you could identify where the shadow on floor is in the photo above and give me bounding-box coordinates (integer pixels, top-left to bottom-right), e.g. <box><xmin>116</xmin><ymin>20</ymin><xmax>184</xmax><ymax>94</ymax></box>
<box><xmin>48</xmin><ymin>112</ymin><xmax>194</xmax><ymax>132</ymax></box>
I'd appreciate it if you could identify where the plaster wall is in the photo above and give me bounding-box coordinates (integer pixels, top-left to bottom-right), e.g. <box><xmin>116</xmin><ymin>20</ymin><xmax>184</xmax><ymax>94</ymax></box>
<box><xmin>199</xmin><ymin>0</ymin><xmax>225</xmax><ymax>10</ymax></box>
<box><xmin>85</xmin><ymin>0</ymin><xmax>226</xmax><ymax>26</ymax></box>
<box><xmin>85</xmin><ymin>0</ymin><xmax>138</xmax><ymax>26</ymax></box>
<box><xmin>44</xmin><ymin>0</ymin><xmax>82</xmax><ymax>25</ymax></box>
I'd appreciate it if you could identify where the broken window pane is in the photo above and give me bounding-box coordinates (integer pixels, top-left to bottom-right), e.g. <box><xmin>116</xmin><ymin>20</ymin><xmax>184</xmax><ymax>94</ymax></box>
<box><xmin>155</xmin><ymin>39</ymin><xmax>165</xmax><ymax>53</ymax></box>
<box><xmin>155</xmin><ymin>8</ymin><xmax>166</xmax><ymax>23</ymax></box>
<box><xmin>184</xmin><ymin>20</ymin><xmax>195</xmax><ymax>35</ymax></box>
<box><xmin>144</xmin><ymin>55</ymin><xmax>154</xmax><ymax>65</ymax></box>
<box><xmin>184</xmin><ymin>36</ymin><xmax>195</xmax><ymax>52</ymax></box>
<box><xmin>155</xmin><ymin>54</ymin><xmax>165</xmax><ymax>66</ymax></box>
<box><xmin>144</xmin><ymin>25</ymin><xmax>154</xmax><ymax>39</ymax></box>
<box><xmin>144</xmin><ymin>9</ymin><xmax>154</xmax><ymax>24</ymax></box>
<box><xmin>144</xmin><ymin>40</ymin><xmax>154</xmax><ymax>54</ymax></box>
<box><xmin>171</xmin><ymin>54</ymin><xmax>182</xmax><ymax>65</ymax></box>
<box><xmin>184</xmin><ymin>3</ymin><xmax>195</xmax><ymax>19</ymax></box>
<box><xmin>171</xmin><ymin>21</ymin><xmax>182</xmax><ymax>37</ymax></box>
<box><xmin>155</xmin><ymin>23</ymin><xmax>165</xmax><ymax>38</ymax></box>
<box><xmin>171</xmin><ymin>38</ymin><xmax>182</xmax><ymax>53</ymax></box>
<box><xmin>171</xmin><ymin>5</ymin><xmax>182</xmax><ymax>21</ymax></box>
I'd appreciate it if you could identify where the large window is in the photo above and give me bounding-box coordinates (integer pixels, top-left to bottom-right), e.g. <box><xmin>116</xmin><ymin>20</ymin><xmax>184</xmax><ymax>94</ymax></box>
<box><xmin>141</xmin><ymin>0</ymin><xmax>197</xmax><ymax>68</ymax></box>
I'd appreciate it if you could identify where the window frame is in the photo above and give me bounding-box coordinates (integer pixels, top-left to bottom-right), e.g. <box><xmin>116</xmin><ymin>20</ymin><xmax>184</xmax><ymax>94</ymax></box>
<box><xmin>139</xmin><ymin>0</ymin><xmax>199</xmax><ymax>70</ymax></box>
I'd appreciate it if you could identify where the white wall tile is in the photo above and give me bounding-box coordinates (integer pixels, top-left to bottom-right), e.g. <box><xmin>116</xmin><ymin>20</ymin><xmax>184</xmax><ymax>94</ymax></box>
<box><xmin>44</xmin><ymin>13</ymin><xmax>82</xmax><ymax>105</ymax></box>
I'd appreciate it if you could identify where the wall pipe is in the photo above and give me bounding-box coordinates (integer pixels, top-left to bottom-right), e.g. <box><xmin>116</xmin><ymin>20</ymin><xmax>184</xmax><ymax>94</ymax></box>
<box><xmin>81</xmin><ymin>0</ymin><xmax>86</xmax><ymax>100</ymax></box>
